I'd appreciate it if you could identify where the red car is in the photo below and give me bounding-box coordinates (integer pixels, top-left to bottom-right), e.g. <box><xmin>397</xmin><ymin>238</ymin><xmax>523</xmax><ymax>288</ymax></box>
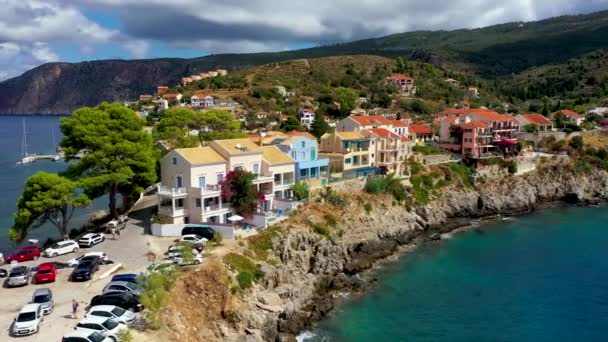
<box><xmin>34</xmin><ymin>262</ymin><xmax>57</xmax><ymax>284</ymax></box>
<box><xmin>5</xmin><ymin>246</ymin><xmax>41</xmax><ymax>263</ymax></box>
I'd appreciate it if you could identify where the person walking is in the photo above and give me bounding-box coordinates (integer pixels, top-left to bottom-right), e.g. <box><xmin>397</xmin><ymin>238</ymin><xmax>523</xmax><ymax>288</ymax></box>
<box><xmin>111</xmin><ymin>227</ymin><xmax>117</xmax><ymax>240</ymax></box>
<box><xmin>72</xmin><ymin>299</ymin><xmax>79</xmax><ymax>319</ymax></box>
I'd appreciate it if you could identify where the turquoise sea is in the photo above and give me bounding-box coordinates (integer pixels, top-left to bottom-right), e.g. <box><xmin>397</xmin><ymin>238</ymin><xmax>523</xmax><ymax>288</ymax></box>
<box><xmin>307</xmin><ymin>205</ymin><xmax>608</xmax><ymax>342</ymax></box>
<box><xmin>0</xmin><ymin>115</ymin><xmax>105</xmax><ymax>254</ymax></box>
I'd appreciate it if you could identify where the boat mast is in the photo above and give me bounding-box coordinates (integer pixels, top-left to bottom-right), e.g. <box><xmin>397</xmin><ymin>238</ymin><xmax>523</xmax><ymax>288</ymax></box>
<box><xmin>22</xmin><ymin>118</ymin><xmax>28</xmax><ymax>158</ymax></box>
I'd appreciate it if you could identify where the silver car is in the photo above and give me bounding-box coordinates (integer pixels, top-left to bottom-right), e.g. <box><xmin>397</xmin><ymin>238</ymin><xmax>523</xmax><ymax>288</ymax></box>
<box><xmin>31</xmin><ymin>288</ymin><xmax>53</xmax><ymax>314</ymax></box>
<box><xmin>102</xmin><ymin>281</ymin><xmax>142</xmax><ymax>297</ymax></box>
<box><xmin>7</xmin><ymin>266</ymin><xmax>31</xmax><ymax>287</ymax></box>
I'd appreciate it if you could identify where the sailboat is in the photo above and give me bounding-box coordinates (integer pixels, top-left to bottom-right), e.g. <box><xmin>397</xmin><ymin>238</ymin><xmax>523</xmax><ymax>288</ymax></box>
<box><xmin>17</xmin><ymin>118</ymin><xmax>36</xmax><ymax>165</ymax></box>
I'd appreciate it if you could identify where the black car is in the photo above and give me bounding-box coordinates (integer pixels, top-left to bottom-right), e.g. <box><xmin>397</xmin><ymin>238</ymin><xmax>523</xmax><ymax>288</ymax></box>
<box><xmin>0</xmin><ymin>268</ymin><xmax>7</xmax><ymax>278</ymax></box>
<box><xmin>181</xmin><ymin>226</ymin><xmax>216</xmax><ymax>240</ymax></box>
<box><xmin>90</xmin><ymin>292</ymin><xmax>143</xmax><ymax>312</ymax></box>
<box><xmin>70</xmin><ymin>257</ymin><xmax>100</xmax><ymax>281</ymax></box>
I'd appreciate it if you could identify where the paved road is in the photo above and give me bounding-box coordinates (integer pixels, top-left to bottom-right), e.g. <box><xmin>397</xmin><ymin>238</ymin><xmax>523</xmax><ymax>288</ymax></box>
<box><xmin>0</xmin><ymin>215</ymin><xmax>172</xmax><ymax>341</ymax></box>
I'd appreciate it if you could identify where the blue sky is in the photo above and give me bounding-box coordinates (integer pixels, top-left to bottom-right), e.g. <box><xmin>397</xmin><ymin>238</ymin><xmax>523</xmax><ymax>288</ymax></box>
<box><xmin>0</xmin><ymin>0</ymin><xmax>607</xmax><ymax>80</ymax></box>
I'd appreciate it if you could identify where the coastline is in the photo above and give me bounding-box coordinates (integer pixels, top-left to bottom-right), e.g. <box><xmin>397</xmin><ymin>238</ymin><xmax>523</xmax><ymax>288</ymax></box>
<box><xmin>214</xmin><ymin>164</ymin><xmax>608</xmax><ymax>342</ymax></box>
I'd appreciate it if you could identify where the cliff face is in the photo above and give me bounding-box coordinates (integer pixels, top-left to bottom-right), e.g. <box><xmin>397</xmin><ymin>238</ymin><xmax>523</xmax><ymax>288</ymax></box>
<box><xmin>215</xmin><ymin>166</ymin><xmax>608</xmax><ymax>342</ymax></box>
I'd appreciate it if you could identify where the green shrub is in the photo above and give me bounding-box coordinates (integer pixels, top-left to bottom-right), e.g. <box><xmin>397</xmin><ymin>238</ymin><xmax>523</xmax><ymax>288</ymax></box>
<box><xmin>247</xmin><ymin>226</ymin><xmax>282</xmax><ymax>261</ymax></box>
<box><xmin>151</xmin><ymin>214</ymin><xmax>172</xmax><ymax>224</ymax></box>
<box><xmin>223</xmin><ymin>253</ymin><xmax>257</xmax><ymax>274</ymax></box>
<box><xmin>291</xmin><ymin>181</ymin><xmax>310</xmax><ymax>201</ymax></box>
<box><xmin>116</xmin><ymin>330</ymin><xmax>134</xmax><ymax>342</ymax></box>
<box><xmin>139</xmin><ymin>271</ymin><xmax>175</xmax><ymax>330</ymax></box>
<box><xmin>327</xmin><ymin>192</ymin><xmax>348</xmax><ymax>208</ymax></box>
<box><xmin>324</xmin><ymin>213</ymin><xmax>338</xmax><ymax>227</ymax></box>
<box><xmin>237</xmin><ymin>271</ymin><xmax>255</xmax><ymax>289</ymax></box>
<box><xmin>312</xmin><ymin>223</ymin><xmax>331</xmax><ymax>237</ymax></box>
<box><xmin>363</xmin><ymin>203</ymin><xmax>373</xmax><ymax>214</ymax></box>
<box><xmin>211</xmin><ymin>231</ymin><xmax>223</xmax><ymax>246</ymax></box>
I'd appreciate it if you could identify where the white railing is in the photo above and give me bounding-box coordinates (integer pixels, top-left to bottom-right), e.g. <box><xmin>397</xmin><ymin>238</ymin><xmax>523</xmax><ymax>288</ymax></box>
<box><xmin>158</xmin><ymin>186</ymin><xmax>188</xmax><ymax>197</ymax></box>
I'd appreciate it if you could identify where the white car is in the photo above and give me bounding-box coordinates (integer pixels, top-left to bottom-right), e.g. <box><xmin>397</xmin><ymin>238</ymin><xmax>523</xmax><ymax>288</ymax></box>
<box><xmin>78</xmin><ymin>233</ymin><xmax>105</xmax><ymax>247</ymax></box>
<box><xmin>62</xmin><ymin>330</ymin><xmax>113</xmax><ymax>342</ymax></box>
<box><xmin>75</xmin><ymin>316</ymin><xmax>127</xmax><ymax>341</ymax></box>
<box><xmin>43</xmin><ymin>240</ymin><xmax>79</xmax><ymax>257</ymax></box>
<box><xmin>171</xmin><ymin>252</ymin><xmax>203</xmax><ymax>266</ymax></box>
<box><xmin>180</xmin><ymin>234</ymin><xmax>208</xmax><ymax>245</ymax></box>
<box><xmin>86</xmin><ymin>305</ymin><xmax>137</xmax><ymax>325</ymax></box>
<box><xmin>142</xmin><ymin>260</ymin><xmax>175</xmax><ymax>277</ymax></box>
<box><xmin>68</xmin><ymin>252</ymin><xmax>108</xmax><ymax>268</ymax></box>
<box><xmin>102</xmin><ymin>281</ymin><xmax>142</xmax><ymax>296</ymax></box>
<box><xmin>167</xmin><ymin>246</ymin><xmax>199</xmax><ymax>258</ymax></box>
<box><xmin>12</xmin><ymin>303</ymin><xmax>43</xmax><ymax>337</ymax></box>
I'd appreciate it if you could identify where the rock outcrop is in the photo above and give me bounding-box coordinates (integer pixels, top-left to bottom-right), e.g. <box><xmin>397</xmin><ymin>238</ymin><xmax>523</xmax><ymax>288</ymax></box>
<box><xmin>219</xmin><ymin>166</ymin><xmax>608</xmax><ymax>341</ymax></box>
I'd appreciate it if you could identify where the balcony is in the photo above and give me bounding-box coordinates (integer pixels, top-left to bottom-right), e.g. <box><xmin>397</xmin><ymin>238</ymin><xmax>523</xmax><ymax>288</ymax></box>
<box><xmin>253</xmin><ymin>173</ymin><xmax>274</xmax><ymax>184</ymax></box>
<box><xmin>158</xmin><ymin>185</ymin><xmax>188</xmax><ymax>198</ymax></box>
<box><xmin>190</xmin><ymin>184</ymin><xmax>222</xmax><ymax>197</ymax></box>
<box><xmin>159</xmin><ymin>206</ymin><xmax>187</xmax><ymax>218</ymax></box>
<box><xmin>204</xmin><ymin>203</ymin><xmax>230</xmax><ymax>213</ymax></box>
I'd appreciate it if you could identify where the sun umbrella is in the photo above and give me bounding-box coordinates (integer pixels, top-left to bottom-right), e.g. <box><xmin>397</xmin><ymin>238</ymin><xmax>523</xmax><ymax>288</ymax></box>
<box><xmin>227</xmin><ymin>215</ymin><xmax>244</xmax><ymax>222</ymax></box>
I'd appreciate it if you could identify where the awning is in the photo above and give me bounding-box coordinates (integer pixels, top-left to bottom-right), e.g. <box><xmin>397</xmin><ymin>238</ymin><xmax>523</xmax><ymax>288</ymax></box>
<box><xmin>497</xmin><ymin>139</ymin><xmax>518</xmax><ymax>147</ymax></box>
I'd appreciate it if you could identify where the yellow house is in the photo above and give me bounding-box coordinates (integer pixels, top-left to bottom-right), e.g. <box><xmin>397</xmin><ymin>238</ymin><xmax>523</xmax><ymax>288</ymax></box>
<box><xmin>318</xmin><ymin>132</ymin><xmax>379</xmax><ymax>179</ymax></box>
<box><xmin>158</xmin><ymin>139</ymin><xmax>300</xmax><ymax>224</ymax></box>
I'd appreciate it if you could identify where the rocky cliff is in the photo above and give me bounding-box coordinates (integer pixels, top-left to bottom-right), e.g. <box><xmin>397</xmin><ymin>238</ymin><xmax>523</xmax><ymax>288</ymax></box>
<box><xmin>153</xmin><ymin>164</ymin><xmax>608</xmax><ymax>342</ymax></box>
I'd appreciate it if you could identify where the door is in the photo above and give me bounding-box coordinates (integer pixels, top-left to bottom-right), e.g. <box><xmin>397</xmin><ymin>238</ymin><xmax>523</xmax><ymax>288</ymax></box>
<box><xmin>198</xmin><ymin>176</ymin><xmax>206</xmax><ymax>189</ymax></box>
<box><xmin>176</xmin><ymin>176</ymin><xmax>183</xmax><ymax>188</ymax></box>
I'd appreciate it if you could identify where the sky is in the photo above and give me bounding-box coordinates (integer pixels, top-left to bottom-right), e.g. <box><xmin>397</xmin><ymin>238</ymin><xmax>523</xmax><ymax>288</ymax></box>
<box><xmin>0</xmin><ymin>0</ymin><xmax>607</xmax><ymax>80</ymax></box>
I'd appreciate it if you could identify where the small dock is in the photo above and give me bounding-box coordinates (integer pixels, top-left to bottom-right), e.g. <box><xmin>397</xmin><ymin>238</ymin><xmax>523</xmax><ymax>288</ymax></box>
<box><xmin>17</xmin><ymin>151</ymin><xmax>86</xmax><ymax>165</ymax></box>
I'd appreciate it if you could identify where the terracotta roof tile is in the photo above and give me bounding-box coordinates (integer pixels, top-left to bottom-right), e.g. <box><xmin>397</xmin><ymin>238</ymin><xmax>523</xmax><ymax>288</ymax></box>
<box><xmin>350</xmin><ymin>115</ymin><xmax>392</xmax><ymax>126</ymax></box>
<box><xmin>553</xmin><ymin>110</ymin><xmax>584</xmax><ymax>119</ymax></box>
<box><xmin>409</xmin><ymin>124</ymin><xmax>433</xmax><ymax>135</ymax></box>
<box><xmin>387</xmin><ymin>74</ymin><xmax>414</xmax><ymax>81</ymax></box>
<box><xmin>520</xmin><ymin>114</ymin><xmax>553</xmax><ymax>126</ymax></box>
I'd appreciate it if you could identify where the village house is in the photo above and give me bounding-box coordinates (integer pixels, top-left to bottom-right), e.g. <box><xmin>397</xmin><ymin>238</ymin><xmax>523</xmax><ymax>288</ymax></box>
<box><xmin>192</xmin><ymin>75</ymin><xmax>202</xmax><ymax>81</ymax></box>
<box><xmin>163</xmin><ymin>93</ymin><xmax>183</xmax><ymax>102</ymax></box>
<box><xmin>216</xmin><ymin>69</ymin><xmax>228</xmax><ymax>76</ymax></box>
<box><xmin>439</xmin><ymin>116</ymin><xmax>493</xmax><ymax>157</ymax></box>
<box><xmin>191</xmin><ymin>95</ymin><xmax>214</xmax><ymax>108</ymax></box>
<box><xmin>181</xmin><ymin>77</ymin><xmax>193</xmax><ymax>86</ymax></box>
<box><xmin>336</xmin><ymin>115</ymin><xmax>393</xmax><ymax>132</ymax></box>
<box><xmin>156</xmin><ymin>86</ymin><xmax>169</xmax><ymax>95</ymax></box>
<box><xmin>139</xmin><ymin>95</ymin><xmax>153</xmax><ymax>101</ymax></box>
<box><xmin>157</xmin><ymin>139</ymin><xmax>291</xmax><ymax>225</ymax></box>
<box><xmin>319</xmin><ymin>132</ymin><xmax>378</xmax><ymax>179</ymax></box>
<box><xmin>261</xmin><ymin>146</ymin><xmax>296</xmax><ymax>200</ymax></box>
<box><xmin>552</xmin><ymin>110</ymin><xmax>585</xmax><ymax>126</ymax></box>
<box><xmin>408</xmin><ymin>123</ymin><xmax>435</xmax><ymax>145</ymax></box>
<box><xmin>435</xmin><ymin>108</ymin><xmax>520</xmax><ymax>140</ymax></box>
<box><xmin>362</xmin><ymin>128</ymin><xmax>411</xmax><ymax>177</ymax></box>
<box><xmin>445</xmin><ymin>78</ymin><xmax>460</xmax><ymax>87</ymax></box>
<box><xmin>299</xmin><ymin>109</ymin><xmax>316</xmax><ymax>129</ymax></box>
<box><xmin>274</xmin><ymin>86</ymin><xmax>287</xmax><ymax>97</ymax></box>
<box><xmin>390</xmin><ymin>120</ymin><xmax>409</xmax><ymax>136</ymax></box>
<box><xmin>386</xmin><ymin>74</ymin><xmax>416</xmax><ymax>96</ymax></box>
<box><xmin>515</xmin><ymin>114</ymin><xmax>554</xmax><ymax>132</ymax></box>
<box><xmin>467</xmin><ymin>87</ymin><xmax>480</xmax><ymax>98</ymax></box>
<box><xmin>271</xmin><ymin>132</ymin><xmax>330</xmax><ymax>188</ymax></box>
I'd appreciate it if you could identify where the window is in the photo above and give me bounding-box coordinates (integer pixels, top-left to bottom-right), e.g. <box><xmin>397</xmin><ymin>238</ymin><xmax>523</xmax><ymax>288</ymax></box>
<box><xmin>172</xmin><ymin>157</ymin><xmax>177</xmax><ymax>165</ymax></box>
<box><xmin>184</xmin><ymin>217</ymin><xmax>190</xmax><ymax>224</ymax></box>
<box><xmin>176</xmin><ymin>176</ymin><xmax>183</xmax><ymax>188</ymax></box>
<box><xmin>217</xmin><ymin>173</ymin><xmax>224</xmax><ymax>184</ymax></box>
<box><xmin>176</xmin><ymin>199</ymin><xmax>184</xmax><ymax>208</ymax></box>
<box><xmin>252</xmin><ymin>163</ymin><xmax>259</xmax><ymax>174</ymax></box>
<box><xmin>291</xmin><ymin>151</ymin><xmax>297</xmax><ymax>159</ymax></box>
<box><xmin>196</xmin><ymin>198</ymin><xmax>202</xmax><ymax>208</ymax></box>
<box><xmin>234</xmin><ymin>165</ymin><xmax>243</xmax><ymax>171</ymax></box>
<box><xmin>310</xmin><ymin>150</ymin><xmax>316</xmax><ymax>160</ymax></box>
<box><xmin>345</xmin><ymin>158</ymin><xmax>351</xmax><ymax>164</ymax></box>
<box><xmin>311</xmin><ymin>168</ymin><xmax>317</xmax><ymax>178</ymax></box>
<box><xmin>198</xmin><ymin>176</ymin><xmax>206</xmax><ymax>188</ymax></box>
<box><xmin>301</xmin><ymin>141</ymin><xmax>306</xmax><ymax>148</ymax></box>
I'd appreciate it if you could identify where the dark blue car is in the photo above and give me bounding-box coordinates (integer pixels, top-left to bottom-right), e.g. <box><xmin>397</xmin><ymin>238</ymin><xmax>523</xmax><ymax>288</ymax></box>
<box><xmin>111</xmin><ymin>273</ymin><xmax>139</xmax><ymax>284</ymax></box>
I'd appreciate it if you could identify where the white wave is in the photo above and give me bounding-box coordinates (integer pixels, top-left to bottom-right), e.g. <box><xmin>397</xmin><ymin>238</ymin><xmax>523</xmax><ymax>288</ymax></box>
<box><xmin>296</xmin><ymin>330</ymin><xmax>317</xmax><ymax>342</ymax></box>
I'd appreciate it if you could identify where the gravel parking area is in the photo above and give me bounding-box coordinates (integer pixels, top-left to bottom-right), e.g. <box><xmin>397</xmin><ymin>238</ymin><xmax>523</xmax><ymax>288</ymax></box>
<box><xmin>0</xmin><ymin>216</ymin><xmax>173</xmax><ymax>341</ymax></box>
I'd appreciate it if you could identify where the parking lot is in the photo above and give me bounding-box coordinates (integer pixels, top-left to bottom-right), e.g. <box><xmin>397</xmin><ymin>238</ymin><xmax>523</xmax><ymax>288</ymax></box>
<box><xmin>0</xmin><ymin>216</ymin><xmax>174</xmax><ymax>341</ymax></box>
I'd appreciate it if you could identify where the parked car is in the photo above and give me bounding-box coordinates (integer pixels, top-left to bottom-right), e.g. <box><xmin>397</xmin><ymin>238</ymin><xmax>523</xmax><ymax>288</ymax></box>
<box><xmin>102</xmin><ymin>281</ymin><xmax>142</xmax><ymax>296</ymax></box>
<box><xmin>33</xmin><ymin>263</ymin><xmax>57</xmax><ymax>284</ymax></box>
<box><xmin>142</xmin><ymin>260</ymin><xmax>175</xmax><ymax>277</ymax></box>
<box><xmin>7</xmin><ymin>266</ymin><xmax>32</xmax><ymax>287</ymax></box>
<box><xmin>180</xmin><ymin>234</ymin><xmax>208</xmax><ymax>245</ymax></box>
<box><xmin>86</xmin><ymin>305</ymin><xmax>136</xmax><ymax>325</ymax></box>
<box><xmin>68</xmin><ymin>252</ymin><xmax>107</xmax><ymax>268</ymax></box>
<box><xmin>74</xmin><ymin>316</ymin><xmax>127</xmax><ymax>341</ymax></box>
<box><xmin>168</xmin><ymin>242</ymin><xmax>204</xmax><ymax>255</ymax></box>
<box><xmin>171</xmin><ymin>252</ymin><xmax>203</xmax><ymax>266</ymax></box>
<box><xmin>78</xmin><ymin>233</ymin><xmax>105</xmax><ymax>248</ymax></box>
<box><xmin>70</xmin><ymin>257</ymin><xmax>101</xmax><ymax>281</ymax></box>
<box><xmin>12</xmin><ymin>303</ymin><xmax>43</xmax><ymax>336</ymax></box>
<box><xmin>43</xmin><ymin>240</ymin><xmax>79</xmax><ymax>257</ymax></box>
<box><xmin>62</xmin><ymin>330</ymin><xmax>113</xmax><ymax>342</ymax></box>
<box><xmin>90</xmin><ymin>292</ymin><xmax>143</xmax><ymax>312</ymax></box>
<box><xmin>0</xmin><ymin>268</ymin><xmax>7</xmax><ymax>278</ymax></box>
<box><xmin>31</xmin><ymin>288</ymin><xmax>54</xmax><ymax>315</ymax></box>
<box><xmin>110</xmin><ymin>273</ymin><xmax>139</xmax><ymax>284</ymax></box>
<box><xmin>167</xmin><ymin>246</ymin><xmax>200</xmax><ymax>258</ymax></box>
<box><xmin>181</xmin><ymin>225</ymin><xmax>216</xmax><ymax>240</ymax></box>
<box><xmin>5</xmin><ymin>246</ymin><xmax>41</xmax><ymax>263</ymax></box>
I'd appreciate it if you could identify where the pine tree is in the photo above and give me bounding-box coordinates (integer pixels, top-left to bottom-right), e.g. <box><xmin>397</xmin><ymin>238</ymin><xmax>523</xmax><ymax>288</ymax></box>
<box><xmin>310</xmin><ymin>111</ymin><xmax>331</xmax><ymax>140</ymax></box>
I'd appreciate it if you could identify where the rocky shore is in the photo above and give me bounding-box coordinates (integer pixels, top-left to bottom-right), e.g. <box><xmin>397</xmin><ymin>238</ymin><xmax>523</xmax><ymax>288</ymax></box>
<box><xmin>214</xmin><ymin>164</ymin><xmax>608</xmax><ymax>342</ymax></box>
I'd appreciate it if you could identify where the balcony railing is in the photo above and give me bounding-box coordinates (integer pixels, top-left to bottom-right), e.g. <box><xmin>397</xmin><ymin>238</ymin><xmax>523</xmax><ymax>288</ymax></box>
<box><xmin>158</xmin><ymin>186</ymin><xmax>188</xmax><ymax>197</ymax></box>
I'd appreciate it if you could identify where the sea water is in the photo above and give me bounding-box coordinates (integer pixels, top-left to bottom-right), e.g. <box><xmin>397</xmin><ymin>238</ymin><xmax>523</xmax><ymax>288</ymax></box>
<box><xmin>0</xmin><ymin>115</ymin><xmax>105</xmax><ymax>253</ymax></box>
<box><xmin>308</xmin><ymin>205</ymin><xmax>608</xmax><ymax>341</ymax></box>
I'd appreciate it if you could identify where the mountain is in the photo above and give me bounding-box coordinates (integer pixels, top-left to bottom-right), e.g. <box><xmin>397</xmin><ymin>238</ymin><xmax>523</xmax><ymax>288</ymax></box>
<box><xmin>2</xmin><ymin>10</ymin><xmax>608</xmax><ymax>114</ymax></box>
